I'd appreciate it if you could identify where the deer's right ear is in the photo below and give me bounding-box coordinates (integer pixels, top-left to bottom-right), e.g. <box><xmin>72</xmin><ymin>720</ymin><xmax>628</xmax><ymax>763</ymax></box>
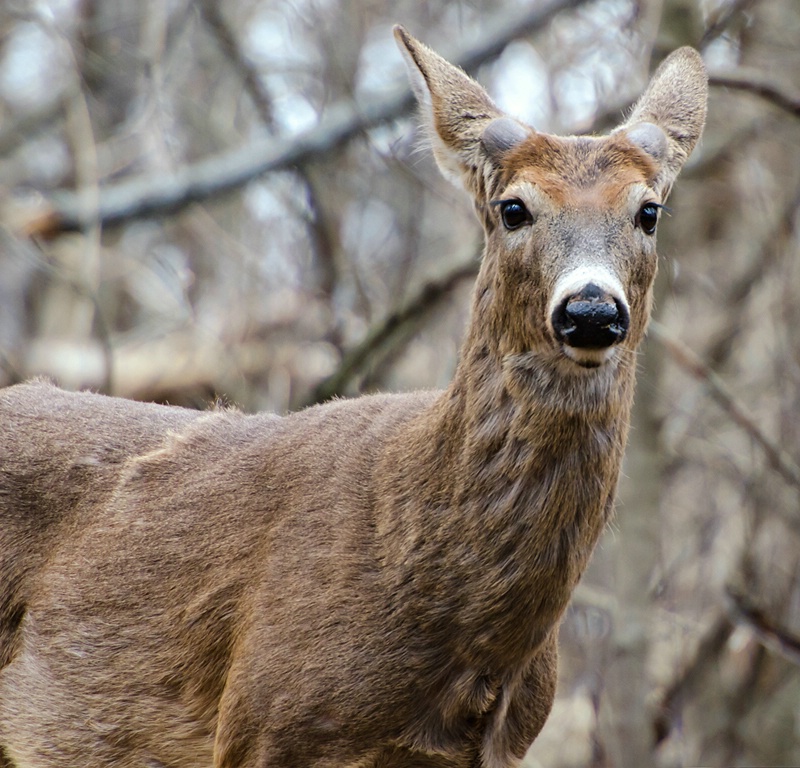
<box><xmin>394</xmin><ymin>26</ymin><xmax>530</xmax><ymax>195</ymax></box>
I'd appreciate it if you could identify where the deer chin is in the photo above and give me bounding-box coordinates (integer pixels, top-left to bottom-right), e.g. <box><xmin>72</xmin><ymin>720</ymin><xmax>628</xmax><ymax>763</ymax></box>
<box><xmin>560</xmin><ymin>344</ymin><xmax>618</xmax><ymax>369</ymax></box>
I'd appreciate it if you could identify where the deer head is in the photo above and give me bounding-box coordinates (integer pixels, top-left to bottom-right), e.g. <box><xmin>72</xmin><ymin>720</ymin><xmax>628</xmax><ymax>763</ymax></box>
<box><xmin>395</xmin><ymin>26</ymin><xmax>707</xmax><ymax>378</ymax></box>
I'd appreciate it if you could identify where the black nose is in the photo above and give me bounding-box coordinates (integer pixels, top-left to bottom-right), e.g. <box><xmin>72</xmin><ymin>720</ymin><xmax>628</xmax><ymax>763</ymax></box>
<box><xmin>551</xmin><ymin>283</ymin><xmax>629</xmax><ymax>349</ymax></box>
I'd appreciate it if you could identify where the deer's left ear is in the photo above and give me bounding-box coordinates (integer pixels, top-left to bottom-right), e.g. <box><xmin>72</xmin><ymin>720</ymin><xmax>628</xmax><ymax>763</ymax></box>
<box><xmin>394</xmin><ymin>26</ymin><xmax>530</xmax><ymax>195</ymax></box>
<box><xmin>616</xmin><ymin>47</ymin><xmax>708</xmax><ymax>199</ymax></box>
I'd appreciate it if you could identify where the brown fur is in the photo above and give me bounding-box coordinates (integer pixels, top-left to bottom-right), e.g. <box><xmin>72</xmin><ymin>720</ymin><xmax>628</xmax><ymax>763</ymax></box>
<box><xmin>0</xmin><ymin>29</ymin><xmax>707</xmax><ymax>768</ymax></box>
<box><xmin>503</xmin><ymin>134</ymin><xmax>660</xmax><ymax>206</ymax></box>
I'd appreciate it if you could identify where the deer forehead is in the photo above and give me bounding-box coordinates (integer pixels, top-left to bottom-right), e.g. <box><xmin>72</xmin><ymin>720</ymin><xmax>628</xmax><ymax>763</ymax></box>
<box><xmin>500</xmin><ymin>133</ymin><xmax>660</xmax><ymax>212</ymax></box>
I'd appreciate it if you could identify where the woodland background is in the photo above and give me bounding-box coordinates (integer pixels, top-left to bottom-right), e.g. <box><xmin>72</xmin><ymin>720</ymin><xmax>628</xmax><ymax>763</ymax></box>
<box><xmin>1</xmin><ymin>0</ymin><xmax>799</xmax><ymax>765</ymax></box>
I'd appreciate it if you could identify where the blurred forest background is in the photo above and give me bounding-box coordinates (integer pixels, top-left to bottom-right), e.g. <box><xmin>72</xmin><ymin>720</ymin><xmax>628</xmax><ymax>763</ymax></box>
<box><xmin>1</xmin><ymin>0</ymin><xmax>799</xmax><ymax>765</ymax></box>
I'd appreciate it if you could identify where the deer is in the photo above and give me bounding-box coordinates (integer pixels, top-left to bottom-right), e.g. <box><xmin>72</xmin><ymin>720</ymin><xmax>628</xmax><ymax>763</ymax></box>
<box><xmin>0</xmin><ymin>26</ymin><xmax>706</xmax><ymax>768</ymax></box>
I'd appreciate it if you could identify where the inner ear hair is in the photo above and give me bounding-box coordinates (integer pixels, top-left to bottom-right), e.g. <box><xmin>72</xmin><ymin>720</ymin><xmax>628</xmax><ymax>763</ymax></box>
<box><xmin>481</xmin><ymin>117</ymin><xmax>531</xmax><ymax>162</ymax></box>
<box><xmin>624</xmin><ymin>122</ymin><xmax>669</xmax><ymax>163</ymax></box>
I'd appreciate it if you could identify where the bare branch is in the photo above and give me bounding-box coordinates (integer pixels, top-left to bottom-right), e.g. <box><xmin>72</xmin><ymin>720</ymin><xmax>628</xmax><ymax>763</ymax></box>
<box><xmin>700</xmin><ymin>0</ymin><xmax>758</xmax><ymax>48</ymax></box>
<box><xmin>725</xmin><ymin>586</ymin><xmax>800</xmax><ymax>667</ymax></box>
<box><xmin>198</xmin><ymin>0</ymin><xmax>277</xmax><ymax>130</ymax></box>
<box><xmin>24</xmin><ymin>0</ymin><xmax>594</xmax><ymax>236</ymax></box>
<box><xmin>304</xmin><ymin>260</ymin><xmax>479</xmax><ymax>406</ymax></box>
<box><xmin>710</xmin><ymin>69</ymin><xmax>800</xmax><ymax>119</ymax></box>
<box><xmin>653</xmin><ymin>613</ymin><xmax>734</xmax><ymax>745</ymax></box>
<box><xmin>649</xmin><ymin>320</ymin><xmax>800</xmax><ymax>491</ymax></box>
<box><xmin>705</xmin><ymin>182</ymin><xmax>800</xmax><ymax>368</ymax></box>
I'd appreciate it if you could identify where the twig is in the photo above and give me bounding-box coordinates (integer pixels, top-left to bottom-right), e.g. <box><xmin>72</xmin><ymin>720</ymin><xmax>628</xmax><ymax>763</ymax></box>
<box><xmin>198</xmin><ymin>1</ymin><xmax>277</xmax><ymax>129</ymax></box>
<box><xmin>304</xmin><ymin>260</ymin><xmax>479</xmax><ymax>405</ymax></box>
<box><xmin>700</xmin><ymin>0</ymin><xmax>758</xmax><ymax>49</ymax></box>
<box><xmin>725</xmin><ymin>585</ymin><xmax>800</xmax><ymax>667</ymax></box>
<box><xmin>653</xmin><ymin>613</ymin><xmax>734</xmax><ymax>745</ymax></box>
<box><xmin>710</xmin><ymin>69</ymin><xmax>800</xmax><ymax>119</ymax></box>
<box><xmin>649</xmin><ymin>320</ymin><xmax>800</xmax><ymax>491</ymax></box>
<box><xmin>26</xmin><ymin>0</ymin><xmax>594</xmax><ymax>236</ymax></box>
<box><xmin>705</xmin><ymin>183</ymin><xmax>800</xmax><ymax>369</ymax></box>
<box><xmin>437</xmin><ymin>0</ymin><xmax>591</xmax><ymax>74</ymax></box>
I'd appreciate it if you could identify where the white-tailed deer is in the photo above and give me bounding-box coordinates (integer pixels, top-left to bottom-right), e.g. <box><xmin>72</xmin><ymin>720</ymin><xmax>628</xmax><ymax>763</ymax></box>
<box><xmin>0</xmin><ymin>27</ymin><xmax>706</xmax><ymax>768</ymax></box>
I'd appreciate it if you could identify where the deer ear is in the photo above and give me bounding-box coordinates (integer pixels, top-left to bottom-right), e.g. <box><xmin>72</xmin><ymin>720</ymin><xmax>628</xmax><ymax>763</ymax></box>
<box><xmin>617</xmin><ymin>47</ymin><xmax>708</xmax><ymax>198</ymax></box>
<box><xmin>394</xmin><ymin>26</ymin><xmax>530</xmax><ymax>194</ymax></box>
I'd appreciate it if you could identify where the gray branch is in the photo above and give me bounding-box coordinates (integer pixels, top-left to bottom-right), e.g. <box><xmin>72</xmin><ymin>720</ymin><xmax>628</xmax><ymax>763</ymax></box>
<box><xmin>31</xmin><ymin>0</ymin><xmax>593</xmax><ymax>234</ymax></box>
<box><xmin>710</xmin><ymin>69</ymin><xmax>800</xmax><ymax>119</ymax></box>
<box><xmin>649</xmin><ymin>320</ymin><xmax>800</xmax><ymax>491</ymax></box>
<box><xmin>304</xmin><ymin>260</ymin><xmax>479</xmax><ymax>406</ymax></box>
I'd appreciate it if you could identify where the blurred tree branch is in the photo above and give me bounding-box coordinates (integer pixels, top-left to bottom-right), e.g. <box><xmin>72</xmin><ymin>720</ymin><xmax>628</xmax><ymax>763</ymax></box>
<box><xmin>654</xmin><ymin>613</ymin><xmax>734</xmax><ymax>745</ymax></box>
<box><xmin>704</xmin><ymin>181</ymin><xmax>800</xmax><ymax>368</ymax></box>
<box><xmin>725</xmin><ymin>585</ymin><xmax>800</xmax><ymax>667</ymax></box>
<box><xmin>650</xmin><ymin>320</ymin><xmax>800</xmax><ymax>491</ymax></box>
<box><xmin>710</xmin><ymin>69</ymin><xmax>800</xmax><ymax>119</ymax></box>
<box><xmin>14</xmin><ymin>259</ymin><xmax>479</xmax><ymax>403</ymax></box>
<box><xmin>21</xmin><ymin>0</ymin><xmax>593</xmax><ymax>237</ymax></box>
<box><xmin>198</xmin><ymin>0</ymin><xmax>277</xmax><ymax>129</ymax></box>
<box><xmin>700</xmin><ymin>0</ymin><xmax>758</xmax><ymax>47</ymax></box>
<box><xmin>304</xmin><ymin>260</ymin><xmax>479</xmax><ymax>406</ymax></box>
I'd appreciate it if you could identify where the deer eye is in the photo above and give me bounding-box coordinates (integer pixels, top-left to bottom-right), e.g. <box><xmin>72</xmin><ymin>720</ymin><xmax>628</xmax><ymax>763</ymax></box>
<box><xmin>637</xmin><ymin>203</ymin><xmax>660</xmax><ymax>235</ymax></box>
<box><xmin>497</xmin><ymin>199</ymin><xmax>532</xmax><ymax>231</ymax></box>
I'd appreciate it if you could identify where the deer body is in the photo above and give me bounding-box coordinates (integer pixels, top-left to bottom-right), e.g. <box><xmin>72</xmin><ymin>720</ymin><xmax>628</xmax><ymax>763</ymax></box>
<box><xmin>0</xmin><ymin>28</ymin><xmax>706</xmax><ymax>768</ymax></box>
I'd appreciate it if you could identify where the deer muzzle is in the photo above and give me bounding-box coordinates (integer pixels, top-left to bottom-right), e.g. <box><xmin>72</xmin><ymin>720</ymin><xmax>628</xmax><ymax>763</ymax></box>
<box><xmin>549</xmin><ymin>270</ymin><xmax>630</xmax><ymax>366</ymax></box>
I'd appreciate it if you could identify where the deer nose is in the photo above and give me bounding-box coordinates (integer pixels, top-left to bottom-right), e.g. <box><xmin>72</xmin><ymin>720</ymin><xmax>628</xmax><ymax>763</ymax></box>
<box><xmin>551</xmin><ymin>283</ymin><xmax>629</xmax><ymax>349</ymax></box>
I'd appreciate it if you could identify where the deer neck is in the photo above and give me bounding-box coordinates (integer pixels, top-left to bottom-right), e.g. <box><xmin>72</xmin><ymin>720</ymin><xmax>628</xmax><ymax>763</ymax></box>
<box><xmin>377</xmin><ymin>276</ymin><xmax>636</xmax><ymax>662</ymax></box>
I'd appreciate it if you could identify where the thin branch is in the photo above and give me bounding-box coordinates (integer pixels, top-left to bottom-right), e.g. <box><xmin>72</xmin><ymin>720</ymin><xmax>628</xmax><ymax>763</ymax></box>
<box><xmin>437</xmin><ymin>0</ymin><xmax>591</xmax><ymax>74</ymax></box>
<box><xmin>725</xmin><ymin>585</ymin><xmax>800</xmax><ymax>667</ymax></box>
<box><xmin>710</xmin><ymin>69</ymin><xmax>800</xmax><ymax>119</ymax></box>
<box><xmin>198</xmin><ymin>0</ymin><xmax>277</xmax><ymax>129</ymax></box>
<box><xmin>304</xmin><ymin>260</ymin><xmax>479</xmax><ymax>406</ymax></box>
<box><xmin>653</xmin><ymin>613</ymin><xmax>734</xmax><ymax>745</ymax></box>
<box><xmin>649</xmin><ymin>320</ymin><xmax>800</xmax><ymax>491</ymax></box>
<box><xmin>25</xmin><ymin>0</ymin><xmax>594</xmax><ymax>236</ymax></box>
<box><xmin>700</xmin><ymin>0</ymin><xmax>758</xmax><ymax>49</ymax></box>
<box><xmin>705</xmin><ymin>182</ymin><xmax>800</xmax><ymax>369</ymax></box>
<box><xmin>716</xmin><ymin>642</ymin><xmax>767</xmax><ymax>766</ymax></box>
